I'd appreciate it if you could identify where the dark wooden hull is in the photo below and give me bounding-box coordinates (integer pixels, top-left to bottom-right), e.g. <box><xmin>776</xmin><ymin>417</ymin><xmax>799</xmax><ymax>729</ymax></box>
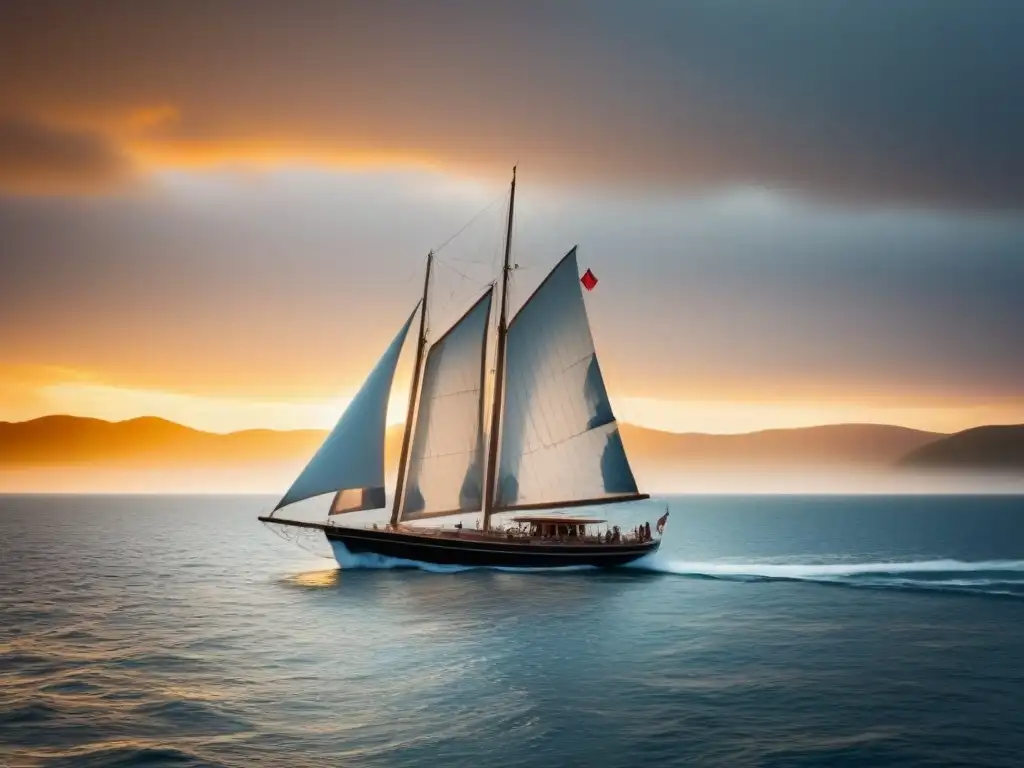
<box><xmin>326</xmin><ymin>525</ymin><xmax>659</xmax><ymax>569</ymax></box>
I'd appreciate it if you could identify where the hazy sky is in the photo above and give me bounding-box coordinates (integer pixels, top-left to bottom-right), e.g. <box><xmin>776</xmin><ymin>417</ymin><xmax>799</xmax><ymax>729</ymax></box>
<box><xmin>2</xmin><ymin>1</ymin><xmax>1023</xmax><ymax>434</ymax></box>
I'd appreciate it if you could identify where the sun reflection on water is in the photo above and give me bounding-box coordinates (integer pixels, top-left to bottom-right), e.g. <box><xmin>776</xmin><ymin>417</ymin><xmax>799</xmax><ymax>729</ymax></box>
<box><xmin>282</xmin><ymin>567</ymin><xmax>341</xmax><ymax>589</ymax></box>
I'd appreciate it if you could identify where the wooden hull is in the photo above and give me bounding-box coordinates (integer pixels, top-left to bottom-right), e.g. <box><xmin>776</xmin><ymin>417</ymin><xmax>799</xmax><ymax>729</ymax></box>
<box><xmin>258</xmin><ymin>516</ymin><xmax>660</xmax><ymax>568</ymax></box>
<box><xmin>325</xmin><ymin>525</ymin><xmax>659</xmax><ymax>568</ymax></box>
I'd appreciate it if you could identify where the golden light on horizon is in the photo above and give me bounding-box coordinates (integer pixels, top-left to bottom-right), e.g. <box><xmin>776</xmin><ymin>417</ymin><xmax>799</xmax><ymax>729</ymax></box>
<box><xmin>614</xmin><ymin>397</ymin><xmax>1024</xmax><ymax>436</ymax></box>
<box><xmin>3</xmin><ymin>366</ymin><xmax>1023</xmax><ymax>436</ymax></box>
<box><xmin>25</xmin><ymin>381</ymin><xmax>412</xmax><ymax>434</ymax></box>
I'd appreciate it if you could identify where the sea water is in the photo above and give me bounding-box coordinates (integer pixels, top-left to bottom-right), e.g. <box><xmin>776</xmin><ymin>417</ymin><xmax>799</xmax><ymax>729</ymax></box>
<box><xmin>2</xmin><ymin>494</ymin><xmax>1024</xmax><ymax>767</ymax></box>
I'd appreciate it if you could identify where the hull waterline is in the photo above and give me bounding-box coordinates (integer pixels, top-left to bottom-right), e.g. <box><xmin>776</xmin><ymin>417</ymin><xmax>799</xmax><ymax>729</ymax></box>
<box><xmin>257</xmin><ymin>517</ymin><xmax>660</xmax><ymax>569</ymax></box>
<box><xmin>323</xmin><ymin>525</ymin><xmax>659</xmax><ymax>569</ymax></box>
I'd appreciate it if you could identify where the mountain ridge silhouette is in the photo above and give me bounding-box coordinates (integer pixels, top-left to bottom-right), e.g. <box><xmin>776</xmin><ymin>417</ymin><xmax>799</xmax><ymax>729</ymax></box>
<box><xmin>0</xmin><ymin>415</ymin><xmax>948</xmax><ymax>469</ymax></box>
<box><xmin>899</xmin><ymin>424</ymin><xmax>1024</xmax><ymax>470</ymax></box>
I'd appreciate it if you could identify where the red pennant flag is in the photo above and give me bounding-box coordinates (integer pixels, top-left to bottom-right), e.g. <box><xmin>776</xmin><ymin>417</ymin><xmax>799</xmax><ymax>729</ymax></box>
<box><xmin>581</xmin><ymin>268</ymin><xmax>598</xmax><ymax>291</ymax></box>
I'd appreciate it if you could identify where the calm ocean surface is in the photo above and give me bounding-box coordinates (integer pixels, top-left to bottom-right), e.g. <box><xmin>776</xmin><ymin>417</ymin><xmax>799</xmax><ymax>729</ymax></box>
<box><xmin>3</xmin><ymin>494</ymin><xmax>1024</xmax><ymax>767</ymax></box>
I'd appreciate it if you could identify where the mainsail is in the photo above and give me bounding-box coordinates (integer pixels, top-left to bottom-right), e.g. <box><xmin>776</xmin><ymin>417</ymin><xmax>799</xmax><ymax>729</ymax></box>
<box><xmin>400</xmin><ymin>288</ymin><xmax>493</xmax><ymax>521</ymax></box>
<box><xmin>493</xmin><ymin>247</ymin><xmax>642</xmax><ymax>511</ymax></box>
<box><xmin>272</xmin><ymin>305</ymin><xmax>418</xmax><ymax>513</ymax></box>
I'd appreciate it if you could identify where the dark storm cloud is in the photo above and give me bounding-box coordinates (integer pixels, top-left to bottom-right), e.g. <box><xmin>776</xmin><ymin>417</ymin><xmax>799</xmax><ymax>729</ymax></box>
<box><xmin>1</xmin><ymin>0</ymin><xmax>1023</xmax><ymax>206</ymax></box>
<box><xmin>0</xmin><ymin>118</ymin><xmax>130</xmax><ymax>191</ymax></box>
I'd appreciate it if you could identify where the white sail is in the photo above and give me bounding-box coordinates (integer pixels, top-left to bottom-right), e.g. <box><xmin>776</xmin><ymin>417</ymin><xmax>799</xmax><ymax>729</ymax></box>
<box><xmin>273</xmin><ymin>306</ymin><xmax>418</xmax><ymax>512</ymax></box>
<box><xmin>495</xmin><ymin>248</ymin><xmax>641</xmax><ymax>509</ymax></box>
<box><xmin>329</xmin><ymin>486</ymin><xmax>387</xmax><ymax>515</ymax></box>
<box><xmin>401</xmin><ymin>288</ymin><xmax>493</xmax><ymax>521</ymax></box>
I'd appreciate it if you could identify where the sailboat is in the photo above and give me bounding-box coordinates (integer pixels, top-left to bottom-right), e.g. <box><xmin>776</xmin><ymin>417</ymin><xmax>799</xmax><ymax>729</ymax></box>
<box><xmin>258</xmin><ymin>169</ymin><xmax>664</xmax><ymax>568</ymax></box>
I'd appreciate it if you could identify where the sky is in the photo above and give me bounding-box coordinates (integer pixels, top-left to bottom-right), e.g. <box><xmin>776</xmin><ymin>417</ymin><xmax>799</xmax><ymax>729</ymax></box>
<box><xmin>2</xmin><ymin>0</ymin><xmax>1023</xmax><ymax>436</ymax></box>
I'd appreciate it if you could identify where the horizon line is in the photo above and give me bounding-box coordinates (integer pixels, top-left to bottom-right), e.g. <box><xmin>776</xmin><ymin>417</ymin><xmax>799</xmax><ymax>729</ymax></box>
<box><xmin>5</xmin><ymin>412</ymin><xmax>1024</xmax><ymax>439</ymax></box>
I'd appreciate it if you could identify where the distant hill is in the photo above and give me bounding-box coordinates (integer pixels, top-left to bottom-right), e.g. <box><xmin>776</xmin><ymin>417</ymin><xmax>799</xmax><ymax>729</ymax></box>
<box><xmin>0</xmin><ymin>415</ymin><xmax>408</xmax><ymax>469</ymax></box>
<box><xmin>0</xmin><ymin>415</ymin><xmax>943</xmax><ymax>471</ymax></box>
<box><xmin>0</xmin><ymin>415</ymin><xmax>323</xmax><ymax>465</ymax></box>
<box><xmin>898</xmin><ymin>425</ymin><xmax>1024</xmax><ymax>470</ymax></box>
<box><xmin>619</xmin><ymin>422</ymin><xmax>941</xmax><ymax>468</ymax></box>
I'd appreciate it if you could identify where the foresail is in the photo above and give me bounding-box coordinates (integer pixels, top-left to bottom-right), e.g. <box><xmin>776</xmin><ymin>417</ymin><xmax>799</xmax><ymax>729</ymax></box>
<box><xmin>273</xmin><ymin>305</ymin><xmax>418</xmax><ymax>512</ymax></box>
<box><xmin>495</xmin><ymin>248</ymin><xmax>642</xmax><ymax>510</ymax></box>
<box><xmin>401</xmin><ymin>288</ymin><xmax>493</xmax><ymax>521</ymax></box>
<box><xmin>329</xmin><ymin>486</ymin><xmax>387</xmax><ymax>515</ymax></box>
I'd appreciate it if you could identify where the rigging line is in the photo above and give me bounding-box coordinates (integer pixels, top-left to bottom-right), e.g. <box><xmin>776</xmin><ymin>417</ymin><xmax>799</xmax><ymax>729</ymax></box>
<box><xmin>394</xmin><ymin>250</ymin><xmax>431</xmax><ymax>290</ymax></box>
<box><xmin>434</xmin><ymin>256</ymin><xmax>485</xmax><ymax>287</ymax></box>
<box><xmin>432</xmin><ymin>193</ymin><xmax>507</xmax><ymax>255</ymax></box>
<box><xmin>421</xmin><ymin>386</ymin><xmax>482</xmax><ymax>400</ymax></box>
<box><xmin>432</xmin><ymin>283</ymin><xmax>471</xmax><ymax>326</ymax></box>
<box><xmin>444</xmin><ymin>256</ymin><xmax>495</xmax><ymax>265</ymax></box>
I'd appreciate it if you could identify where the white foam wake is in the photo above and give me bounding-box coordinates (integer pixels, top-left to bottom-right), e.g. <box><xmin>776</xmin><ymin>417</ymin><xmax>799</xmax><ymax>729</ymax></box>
<box><xmin>328</xmin><ymin>541</ymin><xmax>597</xmax><ymax>574</ymax></box>
<box><xmin>330</xmin><ymin>541</ymin><xmax>473</xmax><ymax>573</ymax></box>
<box><xmin>327</xmin><ymin>540</ymin><xmax>1024</xmax><ymax>594</ymax></box>
<box><xmin>628</xmin><ymin>557</ymin><xmax>1024</xmax><ymax>579</ymax></box>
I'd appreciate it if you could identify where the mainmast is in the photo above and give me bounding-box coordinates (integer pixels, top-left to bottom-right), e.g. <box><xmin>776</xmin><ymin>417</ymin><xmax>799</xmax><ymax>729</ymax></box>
<box><xmin>390</xmin><ymin>251</ymin><xmax>433</xmax><ymax>527</ymax></box>
<box><xmin>482</xmin><ymin>167</ymin><xmax>516</xmax><ymax>531</ymax></box>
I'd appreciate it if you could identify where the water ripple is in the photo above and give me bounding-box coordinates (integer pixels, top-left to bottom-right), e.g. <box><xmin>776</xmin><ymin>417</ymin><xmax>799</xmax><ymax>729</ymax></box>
<box><xmin>3</xmin><ymin>494</ymin><xmax>1024</xmax><ymax>767</ymax></box>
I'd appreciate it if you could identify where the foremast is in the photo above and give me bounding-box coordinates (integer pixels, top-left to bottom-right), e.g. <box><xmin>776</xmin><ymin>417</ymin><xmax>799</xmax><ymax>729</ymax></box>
<box><xmin>482</xmin><ymin>166</ymin><xmax>516</xmax><ymax>531</ymax></box>
<box><xmin>390</xmin><ymin>251</ymin><xmax>433</xmax><ymax>527</ymax></box>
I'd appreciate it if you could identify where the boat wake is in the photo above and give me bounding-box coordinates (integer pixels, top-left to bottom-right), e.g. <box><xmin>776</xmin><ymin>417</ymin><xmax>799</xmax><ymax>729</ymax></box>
<box><xmin>329</xmin><ymin>541</ymin><xmax>1024</xmax><ymax>597</ymax></box>
<box><xmin>328</xmin><ymin>541</ymin><xmax>596</xmax><ymax>574</ymax></box>
<box><xmin>331</xmin><ymin>542</ymin><xmax>473</xmax><ymax>573</ymax></box>
<box><xmin>627</xmin><ymin>556</ymin><xmax>1024</xmax><ymax>598</ymax></box>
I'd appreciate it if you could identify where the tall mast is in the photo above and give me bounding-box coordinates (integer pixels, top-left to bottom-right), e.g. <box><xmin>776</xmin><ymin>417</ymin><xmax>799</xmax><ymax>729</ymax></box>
<box><xmin>482</xmin><ymin>167</ymin><xmax>516</xmax><ymax>531</ymax></box>
<box><xmin>390</xmin><ymin>251</ymin><xmax>433</xmax><ymax>527</ymax></box>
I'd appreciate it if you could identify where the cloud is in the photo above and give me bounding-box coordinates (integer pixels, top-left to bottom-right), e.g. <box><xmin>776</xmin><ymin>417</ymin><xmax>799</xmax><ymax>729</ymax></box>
<box><xmin>1</xmin><ymin>169</ymin><xmax>1023</xmax><ymax>415</ymax></box>
<box><xmin>1</xmin><ymin>1</ymin><xmax>1022</xmax><ymax>207</ymax></box>
<box><xmin>0</xmin><ymin>117</ymin><xmax>131</xmax><ymax>193</ymax></box>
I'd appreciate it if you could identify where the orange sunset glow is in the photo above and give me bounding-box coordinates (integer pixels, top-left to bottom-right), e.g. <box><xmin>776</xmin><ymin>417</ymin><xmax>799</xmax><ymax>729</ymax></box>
<box><xmin>2</xmin><ymin>2</ymin><xmax>1023</xmax><ymax>492</ymax></box>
